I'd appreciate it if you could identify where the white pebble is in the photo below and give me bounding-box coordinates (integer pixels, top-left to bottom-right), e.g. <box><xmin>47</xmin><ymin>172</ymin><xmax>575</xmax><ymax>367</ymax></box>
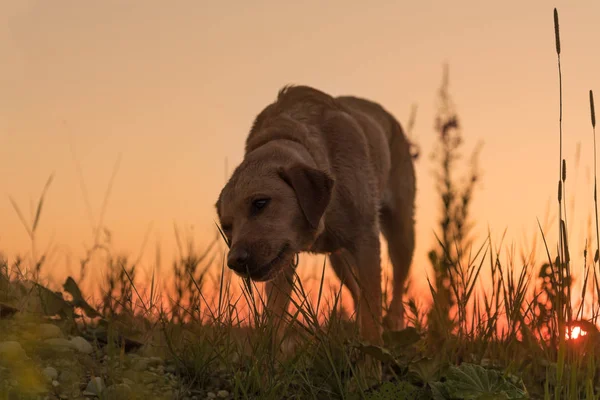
<box><xmin>70</xmin><ymin>336</ymin><xmax>93</xmax><ymax>354</ymax></box>
<box><xmin>84</xmin><ymin>377</ymin><xmax>105</xmax><ymax>396</ymax></box>
<box><xmin>42</xmin><ymin>366</ymin><xmax>58</xmax><ymax>381</ymax></box>
<box><xmin>38</xmin><ymin>324</ymin><xmax>63</xmax><ymax>339</ymax></box>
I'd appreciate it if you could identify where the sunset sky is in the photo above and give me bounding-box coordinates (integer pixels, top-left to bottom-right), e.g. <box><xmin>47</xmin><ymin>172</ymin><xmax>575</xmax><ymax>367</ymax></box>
<box><xmin>1</xmin><ymin>1</ymin><xmax>599</xmax><ymax>301</ymax></box>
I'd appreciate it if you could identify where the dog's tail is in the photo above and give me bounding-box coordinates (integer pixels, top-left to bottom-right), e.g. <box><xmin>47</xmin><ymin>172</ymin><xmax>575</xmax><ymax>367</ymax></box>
<box><xmin>387</xmin><ymin>111</ymin><xmax>420</xmax><ymax>161</ymax></box>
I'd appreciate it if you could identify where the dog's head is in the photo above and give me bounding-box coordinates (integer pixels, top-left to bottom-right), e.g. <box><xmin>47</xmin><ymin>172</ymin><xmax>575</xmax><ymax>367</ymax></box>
<box><xmin>216</xmin><ymin>151</ymin><xmax>334</xmax><ymax>282</ymax></box>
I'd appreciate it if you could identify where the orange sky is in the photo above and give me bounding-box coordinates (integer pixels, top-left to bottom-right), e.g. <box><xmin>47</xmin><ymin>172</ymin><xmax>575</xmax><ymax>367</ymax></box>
<box><xmin>1</xmin><ymin>1</ymin><xmax>600</xmax><ymax>303</ymax></box>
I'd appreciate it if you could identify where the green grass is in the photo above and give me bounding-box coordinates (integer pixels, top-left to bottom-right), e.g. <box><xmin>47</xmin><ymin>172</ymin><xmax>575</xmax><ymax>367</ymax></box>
<box><xmin>2</xmin><ymin>7</ymin><xmax>600</xmax><ymax>400</ymax></box>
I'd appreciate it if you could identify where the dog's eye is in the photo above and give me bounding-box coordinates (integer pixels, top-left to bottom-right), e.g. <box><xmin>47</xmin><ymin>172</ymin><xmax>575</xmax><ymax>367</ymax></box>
<box><xmin>252</xmin><ymin>198</ymin><xmax>270</xmax><ymax>212</ymax></box>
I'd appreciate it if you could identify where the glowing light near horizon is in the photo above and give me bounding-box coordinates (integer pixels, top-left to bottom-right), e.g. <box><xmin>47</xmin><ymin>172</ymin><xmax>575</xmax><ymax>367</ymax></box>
<box><xmin>566</xmin><ymin>326</ymin><xmax>588</xmax><ymax>340</ymax></box>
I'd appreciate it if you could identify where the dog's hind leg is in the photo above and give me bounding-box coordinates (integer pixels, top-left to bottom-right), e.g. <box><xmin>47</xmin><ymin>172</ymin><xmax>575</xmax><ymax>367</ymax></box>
<box><xmin>380</xmin><ymin>199</ymin><xmax>415</xmax><ymax>331</ymax></box>
<box><xmin>379</xmin><ymin>116</ymin><xmax>416</xmax><ymax>331</ymax></box>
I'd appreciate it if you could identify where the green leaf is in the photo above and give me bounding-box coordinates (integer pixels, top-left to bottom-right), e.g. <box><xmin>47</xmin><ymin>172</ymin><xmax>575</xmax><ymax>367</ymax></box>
<box><xmin>383</xmin><ymin>327</ymin><xmax>421</xmax><ymax>349</ymax></box>
<box><xmin>409</xmin><ymin>357</ymin><xmax>446</xmax><ymax>385</ymax></box>
<box><xmin>356</xmin><ymin>342</ymin><xmax>397</xmax><ymax>365</ymax></box>
<box><xmin>431</xmin><ymin>381</ymin><xmax>451</xmax><ymax>400</ymax></box>
<box><xmin>440</xmin><ymin>363</ymin><xmax>529</xmax><ymax>399</ymax></box>
<box><xmin>63</xmin><ymin>276</ymin><xmax>102</xmax><ymax>318</ymax></box>
<box><xmin>364</xmin><ymin>381</ymin><xmax>419</xmax><ymax>400</ymax></box>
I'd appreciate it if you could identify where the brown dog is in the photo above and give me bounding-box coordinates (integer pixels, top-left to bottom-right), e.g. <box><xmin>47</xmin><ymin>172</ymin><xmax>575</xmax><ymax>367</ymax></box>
<box><xmin>216</xmin><ymin>85</ymin><xmax>415</xmax><ymax>373</ymax></box>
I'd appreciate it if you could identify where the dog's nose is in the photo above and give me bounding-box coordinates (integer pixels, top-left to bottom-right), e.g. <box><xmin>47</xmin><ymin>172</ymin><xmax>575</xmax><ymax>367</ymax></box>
<box><xmin>227</xmin><ymin>247</ymin><xmax>249</xmax><ymax>272</ymax></box>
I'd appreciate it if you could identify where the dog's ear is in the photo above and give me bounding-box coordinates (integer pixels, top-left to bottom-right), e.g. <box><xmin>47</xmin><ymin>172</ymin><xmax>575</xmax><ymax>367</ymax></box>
<box><xmin>279</xmin><ymin>164</ymin><xmax>334</xmax><ymax>229</ymax></box>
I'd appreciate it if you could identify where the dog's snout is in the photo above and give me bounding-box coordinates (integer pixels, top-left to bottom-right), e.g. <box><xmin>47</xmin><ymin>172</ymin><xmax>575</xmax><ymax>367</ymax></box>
<box><xmin>227</xmin><ymin>246</ymin><xmax>249</xmax><ymax>272</ymax></box>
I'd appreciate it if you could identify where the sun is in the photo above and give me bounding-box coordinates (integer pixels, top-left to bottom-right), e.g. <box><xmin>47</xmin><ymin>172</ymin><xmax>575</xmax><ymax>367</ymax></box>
<box><xmin>566</xmin><ymin>326</ymin><xmax>588</xmax><ymax>340</ymax></box>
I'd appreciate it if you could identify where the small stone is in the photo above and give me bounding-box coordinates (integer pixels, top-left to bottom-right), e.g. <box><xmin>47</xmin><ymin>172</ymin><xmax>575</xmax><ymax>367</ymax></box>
<box><xmin>42</xmin><ymin>366</ymin><xmax>58</xmax><ymax>381</ymax></box>
<box><xmin>141</xmin><ymin>371</ymin><xmax>159</xmax><ymax>384</ymax></box>
<box><xmin>0</xmin><ymin>341</ymin><xmax>27</xmax><ymax>361</ymax></box>
<box><xmin>122</xmin><ymin>378</ymin><xmax>135</xmax><ymax>386</ymax></box>
<box><xmin>84</xmin><ymin>377</ymin><xmax>105</xmax><ymax>396</ymax></box>
<box><xmin>59</xmin><ymin>369</ymin><xmax>77</xmax><ymax>383</ymax></box>
<box><xmin>122</xmin><ymin>370</ymin><xmax>139</xmax><ymax>382</ymax></box>
<box><xmin>132</xmin><ymin>358</ymin><xmax>149</xmax><ymax>371</ymax></box>
<box><xmin>148</xmin><ymin>356</ymin><xmax>163</xmax><ymax>367</ymax></box>
<box><xmin>104</xmin><ymin>383</ymin><xmax>132</xmax><ymax>400</ymax></box>
<box><xmin>207</xmin><ymin>393</ymin><xmax>216</xmax><ymax>399</ymax></box>
<box><xmin>38</xmin><ymin>323</ymin><xmax>63</xmax><ymax>339</ymax></box>
<box><xmin>166</xmin><ymin>364</ymin><xmax>176</xmax><ymax>373</ymax></box>
<box><xmin>52</xmin><ymin>380</ymin><xmax>60</xmax><ymax>387</ymax></box>
<box><xmin>217</xmin><ymin>390</ymin><xmax>229</xmax><ymax>398</ymax></box>
<box><xmin>44</xmin><ymin>338</ymin><xmax>74</xmax><ymax>352</ymax></box>
<box><xmin>70</xmin><ymin>336</ymin><xmax>93</xmax><ymax>354</ymax></box>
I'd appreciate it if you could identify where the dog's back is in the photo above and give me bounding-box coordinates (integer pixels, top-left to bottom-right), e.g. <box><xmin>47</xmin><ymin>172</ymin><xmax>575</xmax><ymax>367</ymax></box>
<box><xmin>247</xmin><ymin>87</ymin><xmax>413</xmax><ymax>191</ymax></box>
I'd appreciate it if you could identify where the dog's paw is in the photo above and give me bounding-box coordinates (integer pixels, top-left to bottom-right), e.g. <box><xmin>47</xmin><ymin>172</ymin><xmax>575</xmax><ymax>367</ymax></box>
<box><xmin>382</xmin><ymin>313</ymin><xmax>405</xmax><ymax>332</ymax></box>
<box><xmin>280</xmin><ymin>336</ymin><xmax>298</xmax><ymax>356</ymax></box>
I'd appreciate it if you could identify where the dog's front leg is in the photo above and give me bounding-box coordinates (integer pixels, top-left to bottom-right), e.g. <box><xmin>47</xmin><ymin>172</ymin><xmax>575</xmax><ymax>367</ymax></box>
<box><xmin>352</xmin><ymin>231</ymin><xmax>383</xmax><ymax>383</ymax></box>
<box><xmin>265</xmin><ymin>264</ymin><xmax>296</xmax><ymax>350</ymax></box>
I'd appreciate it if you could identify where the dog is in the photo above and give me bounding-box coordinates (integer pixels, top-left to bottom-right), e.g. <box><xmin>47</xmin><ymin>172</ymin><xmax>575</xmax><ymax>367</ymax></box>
<box><xmin>215</xmin><ymin>85</ymin><xmax>416</xmax><ymax>379</ymax></box>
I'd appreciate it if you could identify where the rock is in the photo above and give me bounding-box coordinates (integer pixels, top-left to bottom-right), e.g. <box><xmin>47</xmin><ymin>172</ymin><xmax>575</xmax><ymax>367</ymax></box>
<box><xmin>207</xmin><ymin>392</ymin><xmax>216</xmax><ymax>399</ymax></box>
<box><xmin>59</xmin><ymin>369</ymin><xmax>77</xmax><ymax>383</ymax></box>
<box><xmin>141</xmin><ymin>371</ymin><xmax>159</xmax><ymax>384</ymax></box>
<box><xmin>122</xmin><ymin>378</ymin><xmax>135</xmax><ymax>386</ymax></box>
<box><xmin>166</xmin><ymin>364</ymin><xmax>177</xmax><ymax>373</ymax></box>
<box><xmin>148</xmin><ymin>356</ymin><xmax>163</xmax><ymax>367</ymax></box>
<box><xmin>38</xmin><ymin>323</ymin><xmax>63</xmax><ymax>339</ymax></box>
<box><xmin>52</xmin><ymin>380</ymin><xmax>60</xmax><ymax>387</ymax></box>
<box><xmin>217</xmin><ymin>390</ymin><xmax>229</xmax><ymax>398</ymax></box>
<box><xmin>132</xmin><ymin>358</ymin><xmax>150</xmax><ymax>371</ymax></box>
<box><xmin>42</xmin><ymin>366</ymin><xmax>58</xmax><ymax>381</ymax></box>
<box><xmin>122</xmin><ymin>370</ymin><xmax>139</xmax><ymax>382</ymax></box>
<box><xmin>0</xmin><ymin>341</ymin><xmax>27</xmax><ymax>361</ymax></box>
<box><xmin>44</xmin><ymin>338</ymin><xmax>74</xmax><ymax>352</ymax></box>
<box><xmin>104</xmin><ymin>383</ymin><xmax>132</xmax><ymax>399</ymax></box>
<box><xmin>70</xmin><ymin>336</ymin><xmax>93</xmax><ymax>354</ymax></box>
<box><xmin>83</xmin><ymin>377</ymin><xmax>105</xmax><ymax>396</ymax></box>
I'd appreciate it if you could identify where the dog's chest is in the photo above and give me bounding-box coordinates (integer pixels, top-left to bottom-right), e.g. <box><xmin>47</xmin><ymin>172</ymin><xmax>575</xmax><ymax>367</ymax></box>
<box><xmin>308</xmin><ymin>230</ymin><xmax>343</xmax><ymax>254</ymax></box>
